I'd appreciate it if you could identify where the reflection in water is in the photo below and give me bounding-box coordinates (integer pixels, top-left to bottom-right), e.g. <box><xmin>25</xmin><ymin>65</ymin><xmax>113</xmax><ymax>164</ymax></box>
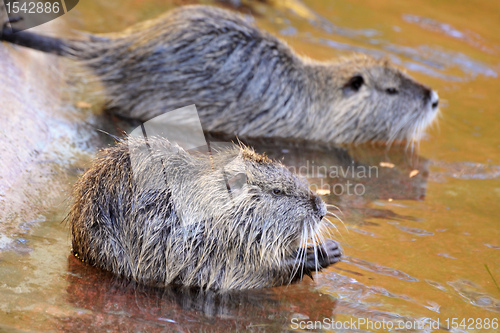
<box><xmin>63</xmin><ymin>255</ymin><xmax>338</xmax><ymax>331</ymax></box>
<box><xmin>234</xmin><ymin>136</ymin><xmax>430</xmax><ymax>228</ymax></box>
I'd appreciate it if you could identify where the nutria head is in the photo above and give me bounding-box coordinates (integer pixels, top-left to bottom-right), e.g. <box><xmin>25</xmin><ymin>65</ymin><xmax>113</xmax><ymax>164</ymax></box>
<box><xmin>313</xmin><ymin>55</ymin><xmax>439</xmax><ymax>145</ymax></box>
<box><xmin>219</xmin><ymin>147</ymin><xmax>328</xmax><ymax>255</ymax></box>
<box><xmin>188</xmin><ymin>144</ymin><xmax>329</xmax><ymax>255</ymax></box>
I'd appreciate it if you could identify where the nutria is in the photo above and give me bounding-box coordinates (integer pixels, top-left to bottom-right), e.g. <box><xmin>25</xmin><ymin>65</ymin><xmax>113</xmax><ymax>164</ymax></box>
<box><xmin>69</xmin><ymin>136</ymin><xmax>341</xmax><ymax>290</ymax></box>
<box><xmin>1</xmin><ymin>5</ymin><xmax>439</xmax><ymax>144</ymax></box>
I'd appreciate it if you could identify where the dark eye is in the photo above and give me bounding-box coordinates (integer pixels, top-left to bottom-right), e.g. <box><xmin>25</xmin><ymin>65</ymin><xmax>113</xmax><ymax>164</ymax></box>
<box><xmin>386</xmin><ymin>87</ymin><xmax>398</xmax><ymax>95</ymax></box>
<box><xmin>272</xmin><ymin>188</ymin><xmax>283</xmax><ymax>196</ymax></box>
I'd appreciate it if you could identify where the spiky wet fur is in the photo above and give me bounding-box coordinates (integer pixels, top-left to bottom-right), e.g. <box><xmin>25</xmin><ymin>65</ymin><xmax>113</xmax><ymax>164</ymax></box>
<box><xmin>69</xmin><ymin>137</ymin><xmax>341</xmax><ymax>290</ymax></box>
<box><xmin>61</xmin><ymin>5</ymin><xmax>438</xmax><ymax>145</ymax></box>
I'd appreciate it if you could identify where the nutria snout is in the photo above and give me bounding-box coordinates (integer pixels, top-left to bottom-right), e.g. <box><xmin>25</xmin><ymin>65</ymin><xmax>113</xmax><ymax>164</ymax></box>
<box><xmin>2</xmin><ymin>5</ymin><xmax>439</xmax><ymax>145</ymax></box>
<box><xmin>69</xmin><ymin>137</ymin><xmax>341</xmax><ymax>290</ymax></box>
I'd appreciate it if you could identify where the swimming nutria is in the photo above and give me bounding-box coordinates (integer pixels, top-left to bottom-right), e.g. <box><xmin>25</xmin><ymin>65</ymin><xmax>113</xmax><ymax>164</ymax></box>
<box><xmin>1</xmin><ymin>5</ymin><xmax>439</xmax><ymax>145</ymax></box>
<box><xmin>69</xmin><ymin>136</ymin><xmax>341</xmax><ymax>290</ymax></box>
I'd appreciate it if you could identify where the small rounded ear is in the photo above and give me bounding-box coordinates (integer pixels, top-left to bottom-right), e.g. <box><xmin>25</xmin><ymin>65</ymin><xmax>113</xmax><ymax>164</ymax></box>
<box><xmin>227</xmin><ymin>172</ymin><xmax>247</xmax><ymax>191</ymax></box>
<box><xmin>343</xmin><ymin>75</ymin><xmax>364</xmax><ymax>96</ymax></box>
<box><xmin>226</xmin><ymin>172</ymin><xmax>247</xmax><ymax>194</ymax></box>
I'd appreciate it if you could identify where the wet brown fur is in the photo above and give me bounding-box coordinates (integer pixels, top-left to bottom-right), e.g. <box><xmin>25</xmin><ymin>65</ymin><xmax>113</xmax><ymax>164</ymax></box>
<box><xmin>69</xmin><ymin>137</ymin><xmax>341</xmax><ymax>290</ymax></box>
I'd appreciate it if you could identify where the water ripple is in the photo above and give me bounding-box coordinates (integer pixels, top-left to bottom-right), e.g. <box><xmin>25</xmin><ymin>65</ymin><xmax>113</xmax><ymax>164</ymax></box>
<box><xmin>346</xmin><ymin>226</ymin><xmax>379</xmax><ymax>238</ymax></box>
<box><xmin>430</xmin><ymin>161</ymin><xmax>500</xmax><ymax>181</ymax></box>
<box><xmin>384</xmin><ymin>44</ymin><xmax>497</xmax><ymax>79</ymax></box>
<box><xmin>343</xmin><ymin>256</ymin><xmax>419</xmax><ymax>282</ymax></box>
<box><xmin>448</xmin><ymin>279</ymin><xmax>500</xmax><ymax>313</ymax></box>
<box><xmin>397</xmin><ymin>226</ymin><xmax>434</xmax><ymax>236</ymax></box>
<box><xmin>425</xmin><ymin>279</ymin><xmax>448</xmax><ymax>292</ymax></box>
<box><xmin>402</xmin><ymin>14</ymin><xmax>498</xmax><ymax>55</ymax></box>
<box><xmin>437</xmin><ymin>253</ymin><xmax>457</xmax><ymax>259</ymax></box>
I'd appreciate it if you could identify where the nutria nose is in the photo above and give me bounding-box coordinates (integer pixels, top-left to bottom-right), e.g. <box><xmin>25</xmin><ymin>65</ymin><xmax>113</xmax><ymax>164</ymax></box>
<box><xmin>430</xmin><ymin>90</ymin><xmax>439</xmax><ymax>109</ymax></box>
<box><xmin>313</xmin><ymin>196</ymin><xmax>326</xmax><ymax>219</ymax></box>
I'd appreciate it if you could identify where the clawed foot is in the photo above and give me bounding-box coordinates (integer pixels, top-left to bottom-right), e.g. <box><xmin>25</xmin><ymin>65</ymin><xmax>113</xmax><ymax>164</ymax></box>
<box><xmin>306</xmin><ymin>239</ymin><xmax>342</xmax><ymax>269</ymax></box>
<box><xmin>287</xmin><ymin>239</ymin><xmax>342</xmax><ymax>282</ymax></box>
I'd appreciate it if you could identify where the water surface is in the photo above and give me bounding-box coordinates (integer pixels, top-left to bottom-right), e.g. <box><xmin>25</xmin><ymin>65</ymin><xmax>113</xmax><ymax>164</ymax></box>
<box><xmin>0</xmin><ymin>0</ymin><xmax>499</xmax><ymax>332</ymax></box>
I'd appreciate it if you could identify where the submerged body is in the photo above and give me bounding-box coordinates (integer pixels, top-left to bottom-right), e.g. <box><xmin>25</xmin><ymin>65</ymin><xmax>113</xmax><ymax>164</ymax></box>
<box><xmin>2</xmin><ymin>5</ymin><xmax>439</xmax><ymax>144</ymax></box>
<box><xmin>69</xmin><ymin>137</ymin><xmax>341</xmax><ymax>290</ymax></box>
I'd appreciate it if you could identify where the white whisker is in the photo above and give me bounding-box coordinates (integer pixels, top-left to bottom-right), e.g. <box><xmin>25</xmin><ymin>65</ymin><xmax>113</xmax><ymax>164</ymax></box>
<box><xmin>325</xmin><ymin>211</ymin><xmax>348</xmax><ymax>233</ymax></box>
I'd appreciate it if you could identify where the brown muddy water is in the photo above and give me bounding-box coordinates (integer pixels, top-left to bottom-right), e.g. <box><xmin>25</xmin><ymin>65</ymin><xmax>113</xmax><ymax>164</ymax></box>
<box><xmin>0</xmin><ymin>0</ymin><xmax>499</xmax><ymax>332</ymax></box>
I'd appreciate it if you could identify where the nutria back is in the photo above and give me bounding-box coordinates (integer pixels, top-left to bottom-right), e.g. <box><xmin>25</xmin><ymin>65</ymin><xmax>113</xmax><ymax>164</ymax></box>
<box><xmin>65</xmin><ymin>5</ymin><xmax>439</xmax><ymax>145</ymax></box>
<box><xmin>69</xmin><ymin>137</ymin><xmax>341</xmax><ymax>290</ymax></box>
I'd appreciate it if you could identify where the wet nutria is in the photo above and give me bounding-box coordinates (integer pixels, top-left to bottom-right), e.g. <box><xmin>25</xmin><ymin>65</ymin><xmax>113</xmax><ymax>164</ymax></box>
<box><xmin>1</xmin><ymin>5</ymin><xmax>439</xmax><ymax>144</ymax></box>
<box><xmin>69</xmin><ymin>136</ymin><xmax>341</xmax><ymax>290</ymax></box>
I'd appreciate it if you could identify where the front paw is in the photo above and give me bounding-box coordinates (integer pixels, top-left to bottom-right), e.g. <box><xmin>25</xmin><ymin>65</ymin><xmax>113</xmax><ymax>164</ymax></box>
<box><xmin>306</xmin><ymin>239</ymin><xmax>342</xmax><ymax>269</ymax></box>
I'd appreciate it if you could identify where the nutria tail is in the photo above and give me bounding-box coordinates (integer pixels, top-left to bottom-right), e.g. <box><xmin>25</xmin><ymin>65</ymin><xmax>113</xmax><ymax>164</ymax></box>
<box><xmin>1</xmin><ymin>22</ymin><xmax>109</xmax><ymax>61</ymax></box>
<box><xmin>1</xmin><ymin>25</ymin><xmax>67</xmax><ymax>55</ymax></box>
